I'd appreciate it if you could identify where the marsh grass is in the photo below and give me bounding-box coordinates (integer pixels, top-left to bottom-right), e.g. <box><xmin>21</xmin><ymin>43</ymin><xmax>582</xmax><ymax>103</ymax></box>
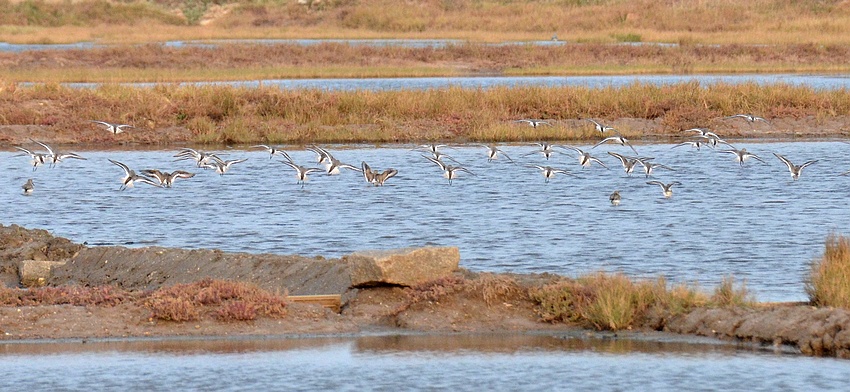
<box><xmin>5</xmin><ymin>42</ymin><xmax>850</xmax><ymax>83</ymax></box>
<box><xmin>807</xmin><ymin>235</ymin><xmax>850</xmax><ymax>309</ymax></box>
<box><xmin>711</xmin><ymin>276</ymin><xmax>754</xmax><ymax>308</ymax></box>
<box><xmin>529</xmin><ymin>273</ymin><xmax>709</xmax><ymax>331</ymax></box>
<box><xmin>4</xmin><ymin>81</ymin><xmax>850</xmax><ymax>144</ymax></box>
<box><xmin>5</xmin><ymin>1</ymin><xmax>850</xmax><ymax>45</ymax></box>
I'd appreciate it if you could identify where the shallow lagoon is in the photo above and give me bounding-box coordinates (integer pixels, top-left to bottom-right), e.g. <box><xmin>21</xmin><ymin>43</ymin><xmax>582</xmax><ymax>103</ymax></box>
<box><xmin>2</xmin><ymin>141</ymin><xmax>847</xmax><ymax>302</ymax></box>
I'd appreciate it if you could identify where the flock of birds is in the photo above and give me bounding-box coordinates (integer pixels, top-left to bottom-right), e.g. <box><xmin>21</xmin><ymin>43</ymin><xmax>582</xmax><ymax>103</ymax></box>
<box><xmin>7</xmin><ymin>115</ymin><xmax>845</xmax><ymax>204</ymax></box>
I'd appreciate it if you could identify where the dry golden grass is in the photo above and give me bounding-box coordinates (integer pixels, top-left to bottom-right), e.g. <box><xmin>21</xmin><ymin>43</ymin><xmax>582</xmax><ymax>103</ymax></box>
<box><xmin>3</xmin><ymin>81</ymin><xmax>850</xmax><ymax>144</ymax></box>
<box><xmin>807</xmin><ymin>234</ymin><xmax>850</xmax><ymax>309</ymax></box>
<box><xmin>4</xmin><ymin>42</ymin><xmax>850</xmax><ymax>83</ymax></box>
<box><xmin>529</xmin><ymin>273</ymin><xmax>710</xmax><ymax>331</ymax></box>
<box><xmin>4</xmin><ymin>1</ymin><xmax>850</xmax><ymax>45</ymax></box>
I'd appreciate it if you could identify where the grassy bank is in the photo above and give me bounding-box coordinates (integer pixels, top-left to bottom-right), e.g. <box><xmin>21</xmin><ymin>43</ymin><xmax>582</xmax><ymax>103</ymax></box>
<box><xmin>3</xmin><ymin>0</ymin><xmax>850</xmax><ymax>45</ymax></box>
<box><xmin>2</xmin><ymin>82</ymin><xmax>850</xmax><ymax>145</ymax></box>
<box><xmin>5</xmin><ymin>42</ymin><xmax>850</xmax><ymax>83</ymax></box>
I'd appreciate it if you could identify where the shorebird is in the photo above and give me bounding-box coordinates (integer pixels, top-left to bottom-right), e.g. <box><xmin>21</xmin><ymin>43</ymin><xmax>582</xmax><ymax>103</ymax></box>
<box><xmin>773</xmin><ymin>153</ymin><xmax>817</xmax><ymax>181</ymax></box>
<box><xmin>174</xmin><ymin>148</ymin><xmax>219</xmax><ymax>167</ymax></box>
<box><xmin>92</xmin><ymin>120</ymin><xmax>135</xmax><ymax>135</ymax></box>
<box><xmin>31</xmin><ymin>140</ymin><xmax>86</xmax><ymax>168</ymax></box>
<box><xmin>720</xmin><ymin>147</ymin><xmax>767</xmax><ymax>166</ymax></box>
<box><xmin>671</xmin><ymin>140</ymin><xmax>706</xmax><ymax>151</ymax></box>
<box><xmin>526</xmin><ymin>165</ymin><xmax>576</xmax><ymax>184</ymax></box>
<box><xmin>647</xmin><ymin>181</ymin><xmax>681</xmax><ymax>198</ymax></box>
<box><xmin>592</xmin><ymin>135</ymin><xmax>639</xmax><ymax>155</ymax></box>
<box><xmin>561</xmin><ymin>145</ymin><xmax>609</xmax><ymax>169</ymax></box>
<box><xmin>521</xmin><ymin>142</ymin><xmax>559</xmax><ymax>160</ymax></box>
<box><xmin>609</xmin><ymin>190</ymin><xmax>621</xmax><ymax>206</ymax></box>
<box><xmin>412</xmin><ymin>144</ymin><xmax>451</xmax><ymax>154</ymax></box>
<box><xmin>696</xmin><ymin>134</ymin><xmax>733</xmax><ymax>149</ymax></box>
<box><xmin>683</xmin><ymin>128</ymin><xmax>721</xmax><ymax>139</ymax></box>
<box><xmin>361</xmin><ymin>161</ymin><xmax>398</xmax><ymax>186</ymax></box>
<box><xmin>13</xmin><ymin>146</ymin><xmax>49</xmax><ymax>171</ymax></box>
<box><xmin>141</xmin><ymin>169</ymin><xmax>196</xmax><ymax>188</ymax></box>
<box><xmin>607</xmin><ymin>151</ymin><xmax>650</xmax><ymax>176</ymax></box>
<box><xmin>514</xmin><ymin>119</ymin><xmax>552</xmax><ymax>128</ymax></box>
<box><xmin>324</xmin><ymin>156</ymin><xmax>361</xmax><ymax>175</ymax></box>
<box><xmin>423</xmin><ymin>155</ymin><xmax>475</xmax><ymax>185</ymax></box>
<box><xmin>307</xmin><ymin>145</ymin><xmax>333</xmax><ymax>164</ymax></box>
<box><xmin>109</xmin><ymin>159</ymin><xmax>161</xmax><ymax>191</ymax></box>
<box><xmin>252</xmin><ymin>144</ymin><xmax>288</xmax><ymax>159</ymax></box>
<box><xmin>723</xmin><ymin>114</ymin><xmax>770</xmax><ymax>128</ymax></box>
<box><xmin>586</xmin><ymin>119</ymin><xmax>617</xmax><ymax>134</ymax></box>
<box><xmin>475</xmin><ymin>144</ymin><xmax>514</xmax><ymax>163</ymax></box>
<box><xmin>639</xmin><ymin>161</ymin><xmax>675</xmax><ymax>178</ymax></box>
<box><xmin>281</xmin><ymin>160</ymin><xmax>322</xmax><ymax>188</ymax></box>
<box><xmin>204</xmin><ymin>156</ymin><xmax>248</xmax><ymax>176</ymax></box>
<box><xmin>22</xmin><ymin>179</ymin><xmax>33</xmax><ymax>195</ymax></box>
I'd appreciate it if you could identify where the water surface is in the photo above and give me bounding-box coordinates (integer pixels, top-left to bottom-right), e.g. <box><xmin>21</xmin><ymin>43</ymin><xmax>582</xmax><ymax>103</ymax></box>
<box><xmin>2</xmin><ymin>141</ymin><xmax>847</xmax><ymax>302</ymax></box>
<box><xmin>0</xmin><ymin>334</ymin><xmax>846</xmax><ymax>391</ymax></box>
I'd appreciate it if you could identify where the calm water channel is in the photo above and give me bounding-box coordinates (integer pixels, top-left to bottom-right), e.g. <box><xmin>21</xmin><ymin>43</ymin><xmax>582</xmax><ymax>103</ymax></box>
<box><xmin>0</xmin><ymin>334</ymin><xmax>848</xmax><ymax>391</ymax></box>
<box><xmin>2</xmin><ymin>141</ymin><xmax>848</xmax><ymax>302</ymax></box>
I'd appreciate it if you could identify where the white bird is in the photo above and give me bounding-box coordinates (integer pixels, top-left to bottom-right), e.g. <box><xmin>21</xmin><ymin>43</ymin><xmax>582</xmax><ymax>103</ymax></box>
<box><xmin>307</xmin><ymin>145</ymin><xmax>333</xmax><ymax>164</ymax></box>
<box><xmin>204</xmin><ymin>156</ymin><xmax>248</xmax><ymax>176</ymax></box>
<box><xmin>92</xmin><ymin>120</ymin><xmax>135</xmax><ymax>135</ymax></box>
<box><xmin>592</xmin><ymin>135</ymin><xmax>639</xmax><ymax>155</ymax></box>
<box><xmin>22</xmin><ymin>179</ymin><xmax>33</xmax><ymax>195</ymax></box>
<box><xmin>723</xmin><ymin>114</ymin><xmax>770</xmax><ymax>127</ymax></box>
<box><xmin>586</xmin><ymin>119</ymin><xmax>617</xmax><ymax>134</ymax></box>
<box><xmin>647</xmin><ymin>181</ymin><xmax>681</xmax><ymax>198</ymax></box>
<box><xmin>324</xmin><ymin>157</ymin><xmax>362</xmax><ymax>175</ymax></box>
<box><xmin>683</xmin><ymin>128</ymin><xmax>721</xmax><ymax>139</ymax></box>
<box><xmin>526</xmin><ymin>165</ymin><xmax>576</xmax><ymax>184</ymax></box>
<box><xmin>174</xmin><ymin>148</ymin><xmax>219</xmax><ymax>167</ymax></box>
<box><xmin>141</xmin><ymin>169</ymin><xmax>196</xmax><ymax>188</ymax></box>
<box><xmin>281</xmin><ymin>160</ymin><xmax>322</xmax><ymax>188</ymax></box>
<box><xmin>252</xmin><ymin>144</ymin><xmax>287</xmax><ymax>159</ymax></box>
<box><xmin>514</xmin><ymin>119</ymin><xmax>552</xmax><ymax>128</ymax></box>
<box><xmin>639</xmin><ymin>161</ymin><xmax>675</xmax><ymax>178</ymax></box>
<box><xmin>423</xmin><ymin>155</ymin><xmax>475</xmax><ymax>185</ymax></box>
<box><xmin>561</xmin><ymin>145</ymin><xmax>609</xmax><ymax>169</ymax></box>
<box><xmin>607</xmin><ymin>151</ymin><xmax>650</xmax><ymax>176</ymax></box>
<box><xmin>773</xmin><ymin>153</ymin><xmax>817</xmax><ymax>181</ymax></box>
<box><xmin>521</xmin><ymin>142</ymin><xmax>559</xmax><ymax>160</ymax></box>
<box><xmin>720</xmin><ymin>147</ymin><xmax>767</xmax><ymax>166</ymax></box>
<box><xmin>31</xmin><ymin>140</ymin><xmax>86</xmax><ymax>168</ymax></box>
<box><xmin>13</xmin><ymin>146</ymin><xmax>49</xmax><ymax>171</ymax></box>
<box><xmin>475</xmin><ymin>144</ymin><xmax>514</xmax><ymax>163</ymax></box>
<box><xmin>109</xmin><ymin>159</ymin><xmax>161</xmax><ymax>191</ymax></box>
<box><xmin>671</xmin><ymin>140</ymin><xmax>706</xmax><ymax>151</ymax></box>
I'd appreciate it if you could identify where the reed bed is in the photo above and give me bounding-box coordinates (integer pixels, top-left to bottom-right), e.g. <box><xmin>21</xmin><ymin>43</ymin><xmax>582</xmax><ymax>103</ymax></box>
<box><xmin>5</xmin><ymin>42</ymin><xmax>850</xmax><ymax>83</ymax></box>
<box><xmin>2</xmin><ymin>81</ymin><xmax>850</xmax><ymax>144</ymax></box>
<box><xmin>807</xmin><ymin>235</ymin><xmax>850</xmax><ymax>309</ymax></box>
<box><xmin>4</xmin><ymin>0</ymin><xmax>850</xmax><ymax>45</ymax></box>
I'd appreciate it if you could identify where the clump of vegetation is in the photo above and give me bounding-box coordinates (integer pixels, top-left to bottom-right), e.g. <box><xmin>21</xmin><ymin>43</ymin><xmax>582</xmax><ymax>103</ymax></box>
<box><xmin>143</xmin><ymin>278</ymin><xmax>288</xmax><ymax>322</ymax></box>
<box><xmin>529</xmin><ymin>273</ymin><xmax>710</xmax><ymax>331</ymax></box>
<box><xmin>397</xmin><ymin>273</ymin><xmax>526</xmax><ymax>314</ymax></box>
<box><xmin>711</xmin><ymin>276</ymin><xmax>754</xmax><ymax>307</ymax></box>
<box><xmin>807</xmin><ymin>235</ymin><xmax>850</xmax><ymax>309</ymax></box>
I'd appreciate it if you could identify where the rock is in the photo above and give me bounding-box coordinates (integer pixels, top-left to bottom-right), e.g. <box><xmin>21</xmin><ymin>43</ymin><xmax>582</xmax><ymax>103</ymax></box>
<box><xmin>345</xmin><ymin>247</ymin><xmax>460</xmax><ymax>287</ymax></box>
<box><xmin>18</xmin><ymin>260</ymin><xmax>66</xmax><ymax>288</ymax></box>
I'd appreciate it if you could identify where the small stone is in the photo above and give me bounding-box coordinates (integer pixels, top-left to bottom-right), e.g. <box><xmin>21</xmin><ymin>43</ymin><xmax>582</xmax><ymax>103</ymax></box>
<box><xmin>17</xmin><ymin>260</ymin><xmax>66</xmax><ymax>288</ymax></box>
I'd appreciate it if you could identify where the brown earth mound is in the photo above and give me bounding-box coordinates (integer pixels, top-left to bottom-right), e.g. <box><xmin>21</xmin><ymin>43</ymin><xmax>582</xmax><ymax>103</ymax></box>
<box><xmin>2</xmin><ymin>224</ymin><xmax>850</xmax><ymax>358</ymax></box>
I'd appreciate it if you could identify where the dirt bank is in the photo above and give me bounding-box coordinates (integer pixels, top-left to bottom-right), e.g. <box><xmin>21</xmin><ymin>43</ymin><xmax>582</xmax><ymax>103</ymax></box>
<box><xmin>1</xmin><ymin>224</ymin><xmax>849</xmax><ymax>358</ymax></box>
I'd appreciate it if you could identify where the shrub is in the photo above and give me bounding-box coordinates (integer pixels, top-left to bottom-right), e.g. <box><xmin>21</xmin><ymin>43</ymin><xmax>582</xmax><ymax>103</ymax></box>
<box><xmin>807</xmin><ymin>235</ymin><xmax>850</xmax><ymax>308</ymax></box>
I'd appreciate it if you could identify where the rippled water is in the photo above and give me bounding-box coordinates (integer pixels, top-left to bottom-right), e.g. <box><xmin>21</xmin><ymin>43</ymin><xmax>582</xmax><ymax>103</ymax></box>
<box><xmin>2</xmin><ymin>141</ymin><xmax>848</xmax><ymax>301</ymax></box>
<box><xmin>0</xmin><ymin>334</ymin><xmax>846</xmax><ymax>391</ymax></box>
<box><xmin>56</xmin><ymin>74</ymin><xmax>850</xmax><ymax>91</ymax></box>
